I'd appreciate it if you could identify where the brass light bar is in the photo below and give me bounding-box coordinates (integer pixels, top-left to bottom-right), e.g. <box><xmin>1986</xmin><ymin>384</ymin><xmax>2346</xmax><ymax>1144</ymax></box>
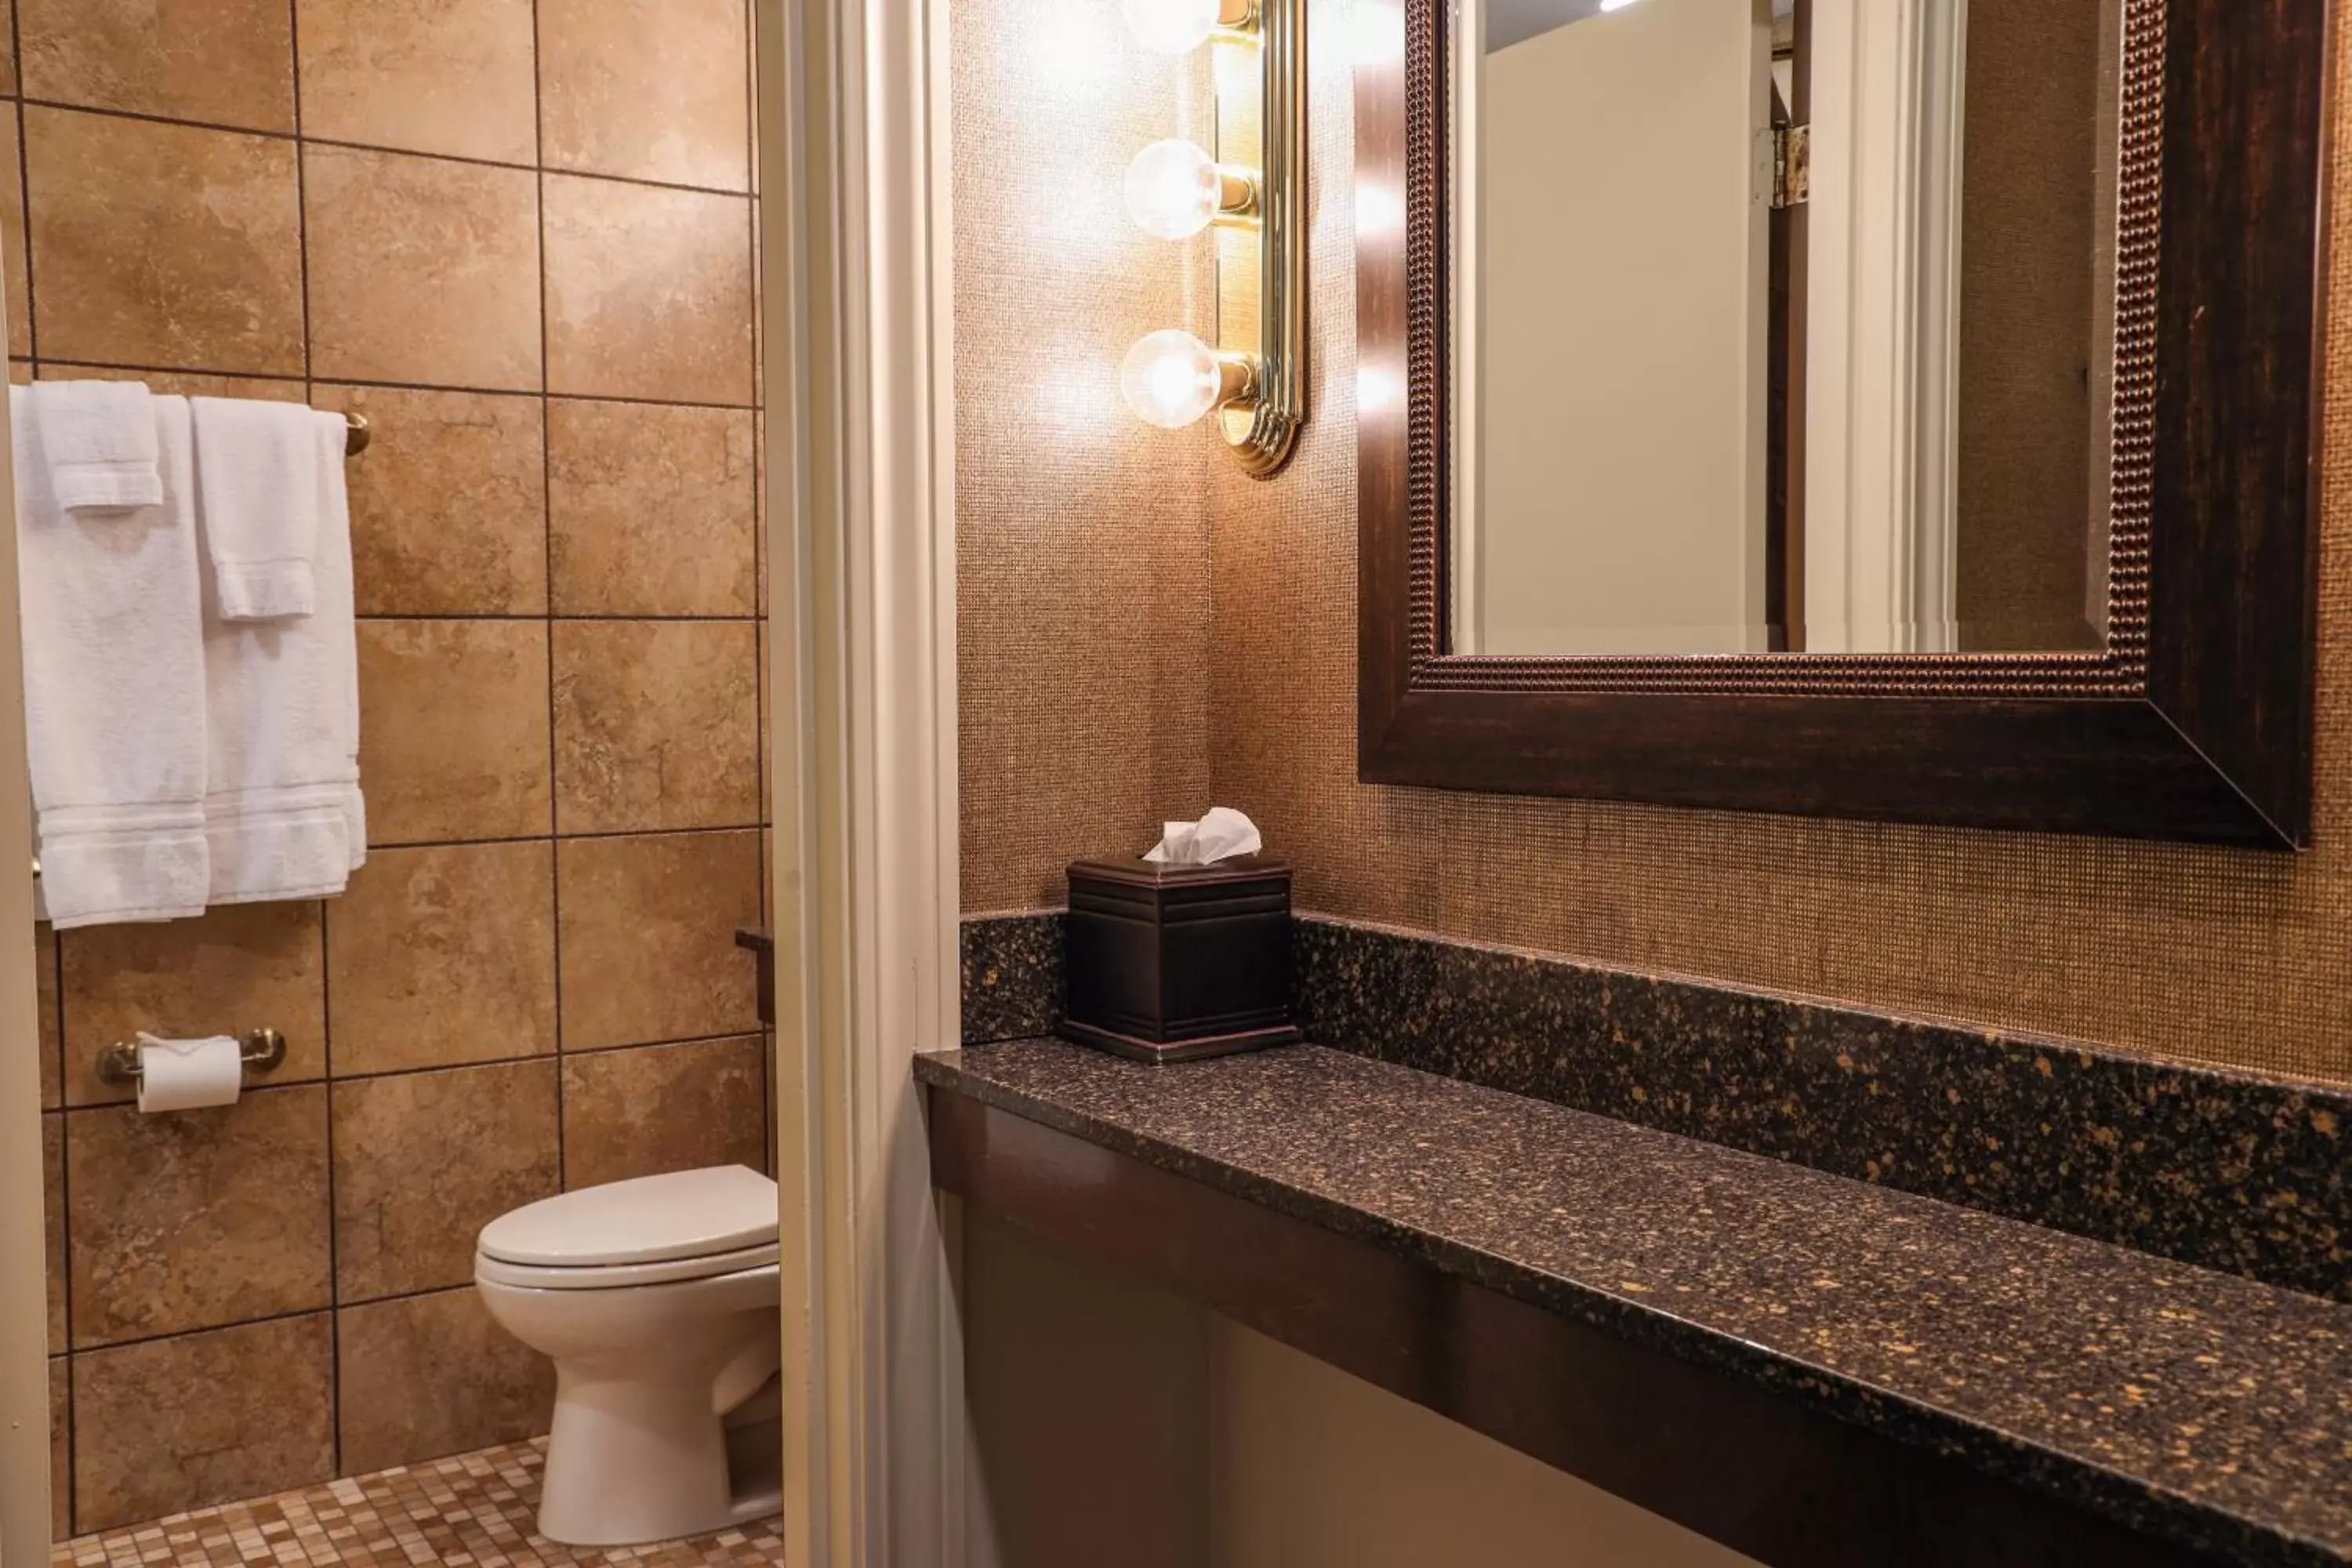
<box><xmin>1219</xmin><ymin>0</ymin><xmax>1305</xmax><ymax>474</ymax></box>
<box><xmin>1116</xmin><ymin>0</ymin><xmax>1307</xmax><ymax>477</ymax></box>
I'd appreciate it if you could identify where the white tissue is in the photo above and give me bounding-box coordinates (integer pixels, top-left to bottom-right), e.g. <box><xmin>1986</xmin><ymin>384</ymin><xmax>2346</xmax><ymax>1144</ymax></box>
<box><xmin>135</xmin><ymin>1033</ymin><xmax>245</xmax><ymax>1113</ymax></box>
<box><xmin>1144</xmin><ymin>807</ymin><xmax>1264</xmax><ymax>866</ymax></box>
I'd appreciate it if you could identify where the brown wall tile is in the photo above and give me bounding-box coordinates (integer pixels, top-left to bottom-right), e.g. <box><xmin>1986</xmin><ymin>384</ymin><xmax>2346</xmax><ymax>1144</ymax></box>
<box><xmin>25</xmin><ymin>107</ymin><xmax>303</xmax><ymax>374</ymax></box>
<box><xmin>304</xmin><ymin>144</ymin><xmax>542</xmax><ymax>391</ymax></box>
<box><xmin>332</xmin><ymin>1059</ymin><xmax>560</xmax><ymax>1302</ymax></box>
<box><xmin>37</xmin><ymin>920</ymin><xmax>59</xmax><ymax>1111</ymax></box>
<box><xmin>554</xmin><ymin>620</ymin><xmax>760</xmax><ymax>834</ymax></box>
<box><xmin>20</xmin><ymin>0</ymin><xmax>295</xmax><ymax>131</ymax></box>
<box><xmin>58</xmin><ymin>901</ymin><xmax>325</xmax><ymax>1108</ymax></box>
<box><xmin>753</xmin><ymin>409</ymin><xmax>768</xmax><ymax>603</ymax></box>
<box><xmin>336</xmin><ymin>1289</ymin><xmax>552</xmax><ymax>1475</ymax></box>
<box><xmin>295</xmin><ymin>0</ymin><xmax>539</xmax><ymax>165</ymax></box>
<box><xmin>48</xmin><ymin>1357</ymin><xmax>68</xmax><ymax>1542</ymax></box>
<box><xmin>318</xmin><ymin>386</ymin><xmax>548</xmax><ymax>617</ymax></box>
<box><xmin>67</xmin><ymin>1087</ymin><xmax>331</xmax><ymax>1347</ymax></box>
<box><xmin>72</xmin><ymin>1315</ymin><xmax>334</xmax><ymax>1533</ymax></box>
<box><xmin>1</xmin><ymin>0</ymin><xmax>16</xmax><ymax>97</ymax></box>
<box><xmin>547</xmin><ymin>400</ymin><xmax>756</xmax><ymax>615</ymax></box>
<box><xmin>557</xmin><ymin>830</ymin><xmax>761</xmax><ymax>1050</ymax></box>
<box><xmin>561</xmin><ymin>1034</ymin><xmax>764</xmax><ymax>1189</ymax></box>
<box><xmin>326</xmin><ymin>843</ymin><xmax>558</xmax><ymax>1076</ymax></box>
<box><xmin>757</xmin><ymin>622</ymin><xmax>772</xmax><ymax>826</ymax></box>
<box><xmin>544</xmin><ymin>173</ymin><xmax>752</xmax><ymax>405</ymax></box>
<box><xmin>357</xmin><ymin>620</ymin><xmax>553</xmax><ymax>844</ymax></box>
<box><xmin>26</xmin><ymin>0</ymin><xmax>771</xmax><ymax>1510</ymax></box>
<box><xmin>42</xmin><ymin>1112</ymin><xmax>63</xmax><ymax>1355</ymax></box>
<box><xmin>2</xmin><ymin>108</ymin><xmax>28</xmax><ymax>361</ymax></box>
<box><xmin>539</xmin><ymin>0</ymin><xmax>750</xmax><ymax>191</ymax></box>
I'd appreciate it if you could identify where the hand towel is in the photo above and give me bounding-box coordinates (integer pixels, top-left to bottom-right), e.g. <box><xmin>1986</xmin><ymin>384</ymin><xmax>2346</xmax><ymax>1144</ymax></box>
<box><xmin>31</xmin><ymin>380</ymin><xmax>162</xmax><ymax>514</ymax></box>
<box><xmin>201</xmin><ymin>409</ymin><xmax>365</xmax><ymax>903</ymax></box>
<box><xmin>190</xmin><ymin>396</ymin><xmax>325</xmax><ymax>620</ymax></box>
<box><xmin>13</xmin><ymin>388</ymin><xmax>210</xmax><ymax>927</ymax></box>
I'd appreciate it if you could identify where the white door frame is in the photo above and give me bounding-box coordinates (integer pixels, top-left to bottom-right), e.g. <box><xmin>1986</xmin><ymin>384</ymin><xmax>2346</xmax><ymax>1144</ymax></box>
<box><xmin>0</xmin><ymin>264</ymin><xmax>52</xmax><ymax>1564</ymax></box>
<box><xmin>758</xmin><ymin>0</ymin><xmax>965</xmax><ymax>1565</ymax></box>
<box><xmin>1802</xmin><ymin>0</ymin><xmax>1967</xmax><ymax>653</ymax></box>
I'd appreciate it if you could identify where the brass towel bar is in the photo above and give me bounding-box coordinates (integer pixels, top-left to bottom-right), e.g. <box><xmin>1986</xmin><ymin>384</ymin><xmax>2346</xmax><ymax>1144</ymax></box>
<box><xmin>343</xmin><ymin>411</ymin><xmax>371</xmax><ymax>456</ymax></box>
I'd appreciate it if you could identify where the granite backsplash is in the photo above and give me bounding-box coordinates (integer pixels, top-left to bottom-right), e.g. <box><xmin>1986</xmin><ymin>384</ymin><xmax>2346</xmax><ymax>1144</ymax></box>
<box><xmin>960</xmin><ymin>911</ymin><xmax>2350</xmax><ymax>1302</ymax></box>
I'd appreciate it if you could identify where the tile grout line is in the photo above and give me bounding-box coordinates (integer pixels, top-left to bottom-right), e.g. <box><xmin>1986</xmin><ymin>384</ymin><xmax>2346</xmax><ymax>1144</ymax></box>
<box><xmin>12</xmin><ymin>82</ymin><xmax>35</xmax><ymax>364</ymax></box>
<box><xmin>67</xmin><ymin>1283</ymin><xmax>474</xmax><ymax>1374</ymax></box>
<box><xmin>13</xmin><ymin>96</ymin><xmax>758</xmax><ymax>202</ymax></box>
<box><xmin>532</xmin><ymin>0</ymin><xmax>568</xmax><ymax>1198</ymax></box>
<box><xmin>352</xmin><ymin>612</ymin><xmax>763</xmax><ymax>625</ymax></box>
<box><xmin>56</xmin><ymin>1030</ymin><xmax>758</xmax><ymax>1116</ymax></box>
<box><xmin>745</xmin><ymin>0</ymin><xmax>775</xmax><ymax>1180</ymax></box>
<box><xmin>23</xmin><ymin>358</ymin><xmax>760</xmax><ymax>416</ymax></box>
<box><xmin>363</xmin><ymin>823</ymin><xmax>768</xmax><ymax>854</ymax></box>
<box><xmin>50</xmin><ymin>935</ymin><xmax>75</xmax><ymax>1535</ymax></box>
<box><xmin>281</xmin><ymin>0</ymin><xmax>343</xmax><ymax>1487</ymax></box>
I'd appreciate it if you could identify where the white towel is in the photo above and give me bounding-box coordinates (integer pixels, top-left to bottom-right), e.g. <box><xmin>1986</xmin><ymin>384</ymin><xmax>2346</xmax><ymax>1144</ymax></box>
<box><xmin>190</xmin><ymin>396</ymin><xmax>321</xmax><ymax>620</ymax></box>
<box><xmin>13</xmin><ymin>388</ymin><xmax>210</xmax><ymax>927</ymax></box>
<box><xmin>32</xmin><ymin>380</ymin><xmax>163</xmax><ymax>514</ymax></box>
<box><xmin>201</xmin><ymin>408</ymin><xmax>365</xmax><ymax>903</ymax></box>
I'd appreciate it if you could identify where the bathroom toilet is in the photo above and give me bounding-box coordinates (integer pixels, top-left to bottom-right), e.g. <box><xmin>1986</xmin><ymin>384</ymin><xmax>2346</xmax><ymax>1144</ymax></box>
<box><xmin>476</xmin><ymin>1165</ymin><xmax>784</xmax><ymax>1547</ymax></box>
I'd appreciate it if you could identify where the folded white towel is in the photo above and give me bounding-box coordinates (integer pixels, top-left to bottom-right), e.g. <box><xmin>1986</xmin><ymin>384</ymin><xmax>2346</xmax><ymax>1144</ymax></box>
<box><xmin>190</xmin><ymin>396</ymin><xmax>322</xmax><ymax>620</ymax></box>
<box><xmin>201</xmin><ymin>409</ymin><xmax>365</xmax><ymax>903</ymax></box>
<box><xmin>32</xmin><ymin>380</ymin><xmax>163</xmax><ymax>514</ymax></box>
<box><xmin>13</xmin><ymin>388</ymin><xmax>209</xmax><ymax>927</ymax></box>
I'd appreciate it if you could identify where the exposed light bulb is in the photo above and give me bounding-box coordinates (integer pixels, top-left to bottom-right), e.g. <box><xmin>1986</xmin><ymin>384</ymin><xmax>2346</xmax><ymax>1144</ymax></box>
<box><xmin>1122</xmin><ymin>330</ymin><xmax>1228</xmax><ymax>428</ymax></box>
<box><xmin>1126</xmin><ymin>140</ymin><xmax>1224</xmax><ymax>240</ymax></box>
<box><xmin>1599</xmin><ymin>0</ymin><xmax>1644</xmax><ymax>11</ymax></box>
<box><xmin>1122</xmin><ymin>0</ymin><xmax>1222</xmax><ymax>54</ymax></box>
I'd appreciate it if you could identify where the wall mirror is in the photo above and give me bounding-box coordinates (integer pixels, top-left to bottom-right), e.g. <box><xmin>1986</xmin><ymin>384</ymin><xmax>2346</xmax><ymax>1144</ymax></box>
<box><xmin>1357</xmin><ymin>0</ymin><xmax>2328</xmax><ymax>848</ymax></box>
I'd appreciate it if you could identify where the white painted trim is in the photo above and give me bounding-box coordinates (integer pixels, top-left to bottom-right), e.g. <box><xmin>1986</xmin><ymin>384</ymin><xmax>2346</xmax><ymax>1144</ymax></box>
<box><xmin>0</xmin><ymin>260</ymin><xmax>52</xmax><ymax>1566</ymax></box>
<box><xmin>759</xmin><ymin>0</ymin><xmax>964</xmax><ymax>1563</ymax></box>
<box><xmin>1802</xmin><ymin>0</ymin><xmax>1967</xmax><ymax>653</ymax></box>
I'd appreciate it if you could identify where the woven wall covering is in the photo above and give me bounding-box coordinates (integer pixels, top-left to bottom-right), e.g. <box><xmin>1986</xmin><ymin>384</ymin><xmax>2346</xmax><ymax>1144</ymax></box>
<box><xmin>960</xmin><ymin>0</ymin><xmax>2352</xmax><ymax>1087</ymax></box>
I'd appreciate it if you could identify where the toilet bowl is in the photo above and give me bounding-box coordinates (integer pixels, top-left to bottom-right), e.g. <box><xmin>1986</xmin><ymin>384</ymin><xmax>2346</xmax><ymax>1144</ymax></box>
<box><xmin>476</xmin><ymin>1165</ymin><xmax>784</xmax><ymax>1547</ymax></box>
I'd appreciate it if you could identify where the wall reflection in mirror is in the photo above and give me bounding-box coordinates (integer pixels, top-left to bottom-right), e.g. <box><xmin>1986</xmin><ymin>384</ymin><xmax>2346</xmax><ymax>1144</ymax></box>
<box><xmin>1450</xmin><ymin>0</ymin><xmax>2122</xmax><ymax>655</ymax></box>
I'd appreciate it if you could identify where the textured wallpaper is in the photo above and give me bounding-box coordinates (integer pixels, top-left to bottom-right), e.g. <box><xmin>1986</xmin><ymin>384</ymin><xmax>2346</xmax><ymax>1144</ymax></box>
<box><xmin>959</xmin><ymin>0</ymin><xmax>2352</xmax><ymax>1088</ymax></box>
<box><xmin>953</xmin><ymin>0</ymin><xmax>1221</xmax><ymax>910</ymax></box>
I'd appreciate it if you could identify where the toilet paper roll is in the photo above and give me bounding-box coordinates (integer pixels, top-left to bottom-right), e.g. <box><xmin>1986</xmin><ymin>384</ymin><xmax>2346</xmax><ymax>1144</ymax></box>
<box><xmin>135</xmin><ymin>1033</ymin><xmax>245</xmax><ymax>1113</ymax></box>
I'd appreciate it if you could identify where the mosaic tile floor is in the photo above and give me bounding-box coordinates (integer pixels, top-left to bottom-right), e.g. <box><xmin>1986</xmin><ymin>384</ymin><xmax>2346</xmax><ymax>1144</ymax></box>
<box><xmin>52</xmin><ymin>1440</ymin><xmax>786</xmax><ymax>1568</ymax></box>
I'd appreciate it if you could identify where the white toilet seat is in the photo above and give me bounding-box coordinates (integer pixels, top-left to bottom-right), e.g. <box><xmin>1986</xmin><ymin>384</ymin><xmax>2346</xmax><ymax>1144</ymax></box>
<box><xmin>474</xmin><ymin>1239</ymin><xmax>781</xmax><ymax>1291</ymax></box>
<box><xmin>480</xmin><ymin>1165</ymin><xmax>779</xmax><ymax>1268</ymax></box>
<box><xmin>474</xmin><ymin>1166</ymin><xmax>785</xmax><ymax>1548</ymax></box>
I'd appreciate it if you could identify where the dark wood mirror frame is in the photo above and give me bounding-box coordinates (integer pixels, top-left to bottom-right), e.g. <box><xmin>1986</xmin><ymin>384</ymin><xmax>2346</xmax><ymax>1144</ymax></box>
<box><xmin>1356</xmin><ymin>0</ymin><xmax>2330</xmax><ymax>849</ymax></box>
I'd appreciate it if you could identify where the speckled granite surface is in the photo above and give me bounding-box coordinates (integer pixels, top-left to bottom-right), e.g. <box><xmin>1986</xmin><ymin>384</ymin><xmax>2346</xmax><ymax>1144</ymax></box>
<box><xmin>918</xmin><ymin>1038</ymin><xmax>2352</xmax><ymax>1568</ymax></box>
<box><xmin>966</xmin><ymin>911</ymin><xmax>2352</xmax><ymax>1298</ymax></box>
<box><xmin>960</xmin><ymin>913</ymin><xmax>1063</xmax><ymax>1044</ymax></box>
<box><xmin>1292</xmin><ymin>916</ymin><xmax>2352</xmax><ymax>1301</ymax></box>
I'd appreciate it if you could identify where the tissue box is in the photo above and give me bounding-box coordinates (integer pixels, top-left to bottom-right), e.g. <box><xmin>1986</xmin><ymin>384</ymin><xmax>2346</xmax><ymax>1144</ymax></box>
<box><xmin>1062</xmin><ymin>857</ymin><xmax>1301</xmax><ymax>1065</ymax></box>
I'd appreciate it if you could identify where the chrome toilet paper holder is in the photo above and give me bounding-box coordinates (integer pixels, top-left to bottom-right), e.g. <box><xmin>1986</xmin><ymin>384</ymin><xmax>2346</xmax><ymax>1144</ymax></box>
<box><xmin>96</xmin><ymin>1028</ymin><xmax>288</xmax><ymax>1086</ymax></box>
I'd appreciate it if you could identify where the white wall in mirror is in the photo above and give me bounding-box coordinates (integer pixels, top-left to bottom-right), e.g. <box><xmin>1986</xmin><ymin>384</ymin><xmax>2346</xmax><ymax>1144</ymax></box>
<box><xmin>1449</xmin><ymin>0</ymin><xmax>2118</xmax><ymax>659</ymax></box>
<box><xmin>1454</xmin><ymin>0</ymin><xmax>1775</xmax><ymax>656</ymax></box>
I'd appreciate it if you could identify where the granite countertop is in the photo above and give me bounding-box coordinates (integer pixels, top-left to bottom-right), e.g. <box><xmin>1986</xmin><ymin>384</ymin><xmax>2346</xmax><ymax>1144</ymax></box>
<box><xmin>916</xmin><ymin>1038</ymin><xmax>2352</xmax><ymax>1568</ymax></box>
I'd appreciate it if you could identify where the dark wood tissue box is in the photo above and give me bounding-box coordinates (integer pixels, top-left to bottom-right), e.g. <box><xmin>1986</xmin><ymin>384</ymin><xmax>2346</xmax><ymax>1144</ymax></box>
<box><xmin>1062</xmin><ymin>857</ymin><xmax>1301</xmax><ymax>1065</ymax></box>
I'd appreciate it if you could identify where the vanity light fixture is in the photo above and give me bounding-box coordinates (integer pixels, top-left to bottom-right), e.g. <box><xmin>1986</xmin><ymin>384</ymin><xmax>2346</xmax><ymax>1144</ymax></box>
<box><xmin>1118</xmin><ymin>0</ymin><xmax>1307</xmax><ymax>474</ymax></box>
